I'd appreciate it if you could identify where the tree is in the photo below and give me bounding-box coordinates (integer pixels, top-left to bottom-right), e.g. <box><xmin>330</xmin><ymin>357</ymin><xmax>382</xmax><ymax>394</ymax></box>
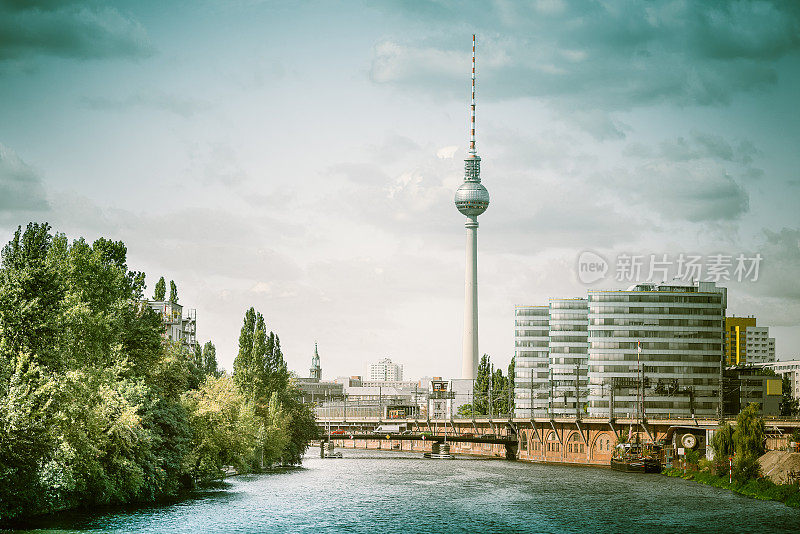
<box><xmin>233</xmin><ymin>308</ymin><xmax>256</xmax><ymax>399</ymax></box>
<box><xmin>492</xmin><ymin>367</ymin><xmax>508</xmax><ymax>415</ymax></box>
<box><xmin>0</xmin><ymin>224</ymin><xmax>199</xmax><ymax>519</ymax></box>
<box><xmin>507</xmin><ymin>356</ymin><xmax>515</xmax><ymax>413</ymax></box>
<box><xmin>169</xmin><ymin>280</ymin><xmax>178</xmax><ymax>304</ymax></box>
<box><xmin>780</xmin><ymin>374</ymin><xmax>799</xmax><ymax>416</ymax></box>
<box><xmin>733</xmin><ymin>403</ymin><xmax>766</xmax><ymax>482</ymax></box>
<box><xmin>712</xmin><ymin>421</ymin><xmax>735</xmax><ymax>474</ymax></box>
<box><xmin>153</xmin><ymin>277</ymin><xmax>166</xmax><ymax>300</ymax></box>
<box><xmin>181</xmin><ymin>375</ymin><xmax>257</xmax><ymax>483</ymax></box>
<box><xmin>474</xmin><ymin>354</ymin><xmax>491</xmax><ymax>415</ymax></box>
<box><xmin>202</xmin><ymin>341</ymin><xmax>220</xmax><ymax>378</ymax></box>
<box><xmin>456</xmin><ymin>403</ymin><xmax>474</xmax><ymax>417</ymax></box>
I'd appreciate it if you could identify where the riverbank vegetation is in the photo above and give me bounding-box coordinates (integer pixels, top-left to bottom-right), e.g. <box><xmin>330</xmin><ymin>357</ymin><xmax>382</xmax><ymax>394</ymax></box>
<box><xmin>0</xmin><ymin>223</ymin><xmax>317</xmax><ymax>523</ymax></box>
<box><xmin>665</xmin><ymin>403</ymin><xmax>800</xmax><ymax>508</ymax></box>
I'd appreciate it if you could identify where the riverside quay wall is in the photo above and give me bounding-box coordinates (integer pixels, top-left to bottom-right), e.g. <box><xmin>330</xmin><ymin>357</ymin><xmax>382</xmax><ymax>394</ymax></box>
<box><xmin>318</xmin><ymin>417</ymin><xmax>800</xmax><ymax>466</ymax></box>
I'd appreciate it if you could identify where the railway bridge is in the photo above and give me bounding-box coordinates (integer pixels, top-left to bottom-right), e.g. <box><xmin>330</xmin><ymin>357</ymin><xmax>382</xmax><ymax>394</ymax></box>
<box><xmin>318</xmin><ymin>416</ymin><xmax>800</xmax><ymax>466</ymax></box>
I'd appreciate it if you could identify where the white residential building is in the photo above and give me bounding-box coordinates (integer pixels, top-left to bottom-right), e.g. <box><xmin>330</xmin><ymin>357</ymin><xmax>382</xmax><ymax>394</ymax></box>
<box><xmin>744</xmin><ymin>326</ymin><xmax>775</xmax><ymax>364</ymax></box>
<box><xmin>368</xmin><ymin>357</ymin><xmax>403</xmax><ymax>381</ymax></box>
<box><xmin>143</xmin><ymin>300</ymin><xmax>196</xmax><ymax>352</ymax></box>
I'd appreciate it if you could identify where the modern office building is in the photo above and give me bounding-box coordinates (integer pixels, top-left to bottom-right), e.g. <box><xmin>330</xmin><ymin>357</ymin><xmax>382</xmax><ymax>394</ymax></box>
<box><xmin>142</xmin><ymin>300</ymin><xmax>197</xmax><ymax>352</ymax></box>
<box><xmin>744</xmin><ymin>326</ymin><xmax>775</xmax><ymax>364</ymax></box>
<box><xmin>549</xmin><ymin>298</ymin><xmax>589</xmax><ymax>418</ymax></box>
<box><xmin>368</xmin><ymin>357</ymin><xmax>403</xmax><ymax>381</ymax></box>
<box><xmin>586</xmin><ymin>281</ymin><xmax>726</xmax><ymax>419</ymax></box>
<box><xmin>724</xmin><ymin>316</ymin><xmax>757</xmax><ymax>365</ymax></box>
<box><xmin>514</xmin><ymin>306</ymin><xmax>550</xmax><ymax>417</ymax></box>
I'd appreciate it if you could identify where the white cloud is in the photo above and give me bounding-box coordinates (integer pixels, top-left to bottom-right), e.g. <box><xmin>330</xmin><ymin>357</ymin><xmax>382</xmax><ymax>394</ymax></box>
<box><xmin>436</xmin><ymin>145</ymin><xmax>459</xmax><ymax>159</ymax></box>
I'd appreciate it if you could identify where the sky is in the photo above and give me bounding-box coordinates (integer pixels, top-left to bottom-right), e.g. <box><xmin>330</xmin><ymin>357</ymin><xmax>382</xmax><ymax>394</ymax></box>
<box><xmin>1</xmin><ymin>0</ymin><xmax>799</xmax><ymax>379</ymax></box>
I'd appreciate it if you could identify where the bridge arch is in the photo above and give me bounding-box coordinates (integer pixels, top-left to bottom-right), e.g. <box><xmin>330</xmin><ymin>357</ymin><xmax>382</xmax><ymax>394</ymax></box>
<box><xmin>546</xmin><ymin>431</ymin><xmax>560</xmax><ymax>453</ymax></box>
<box><xmin>566</xmin><ymin>432</ymin><xmax>585</xmax><ymax>454</ymax></box>
<box><xmin>590</xmin><ymin>432</ymin><xmax>613</xmax><ymax>460</ymax></box>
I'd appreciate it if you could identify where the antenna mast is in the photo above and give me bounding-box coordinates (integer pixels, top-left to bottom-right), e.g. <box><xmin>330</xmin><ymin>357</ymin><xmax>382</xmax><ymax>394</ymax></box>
<box><xmin>470</xmin><ymin>33</ymin><xmax>476</xmax><ymax>155</ymax></box>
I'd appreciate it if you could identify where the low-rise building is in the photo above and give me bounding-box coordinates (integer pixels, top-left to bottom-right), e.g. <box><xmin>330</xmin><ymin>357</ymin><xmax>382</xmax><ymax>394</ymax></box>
<box><xmin>752</xmin><ymin>360</ymin><xmax>800</xmax><ymax>400</ymax></box>
<box><xmin>142</xmin><ymin>300</ymin><xmax>197</xmax><ymax>352</ymax></box>
<box><xmin>723</xmin><ymin>367</ymin><xmax>782</xmax><ymax>416</ymax></box>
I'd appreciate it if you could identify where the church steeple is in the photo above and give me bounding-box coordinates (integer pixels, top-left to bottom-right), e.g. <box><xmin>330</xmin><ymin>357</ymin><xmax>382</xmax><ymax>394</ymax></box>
<box><xmin>309</xmin><ymin>341</ymin><xmax>322</xmax><ymax>381</ymax></box>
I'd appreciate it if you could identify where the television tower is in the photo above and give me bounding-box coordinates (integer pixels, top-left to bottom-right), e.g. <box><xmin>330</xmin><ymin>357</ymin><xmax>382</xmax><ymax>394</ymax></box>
<box><xmin>454</xmin><ymin>34</ymin><xmax>490</xmax><ymax>380</ymax></box>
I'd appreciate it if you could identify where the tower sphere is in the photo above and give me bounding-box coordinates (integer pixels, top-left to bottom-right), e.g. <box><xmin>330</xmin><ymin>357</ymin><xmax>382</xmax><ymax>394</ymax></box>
<box><xmin>454</xmin><ymin>180</ymin><xmax>490</xmax><ymax>216</ymax></box>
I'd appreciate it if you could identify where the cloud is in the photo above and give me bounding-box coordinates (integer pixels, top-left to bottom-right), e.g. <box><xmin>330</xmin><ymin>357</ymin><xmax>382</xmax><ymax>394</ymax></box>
<box><xmin>369</xmin><ymin>1</ymin><xmax>800</xmax><ymax>110</ymax></box>
<box><xmin>0</xmin><ymin>143</ymin><xmax>49</xmax><ymax>213</ymax></box>
<box><xmin>626</xmin><ymin>132</ymin><xmax>760</xmax><ymax>165</ymax></box>
<box><xmin>82</xmin><ymin>90</ymin><xmax>207</xmax><ymax>118</ymax></box>
<box><xmin>607</xmin><ymin>160</ymin><xmax>749</xmax><ymax>223</ymax></box>
<box><xmin>0</xmin><ymin>1</ymin><xmax>153</xmax><ymax>62</ymax></box>
<box><xmin>436</xmin><ymin>145</ymin><xmax>459</xmax><ymax>159</ymax></box>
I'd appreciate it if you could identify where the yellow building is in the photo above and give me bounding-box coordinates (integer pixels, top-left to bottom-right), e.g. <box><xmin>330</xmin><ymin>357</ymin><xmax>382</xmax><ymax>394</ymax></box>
<box><xmin>725</xmin><ymin>316</ymin><xmax>757</xmax><ymax>365</ymax></box>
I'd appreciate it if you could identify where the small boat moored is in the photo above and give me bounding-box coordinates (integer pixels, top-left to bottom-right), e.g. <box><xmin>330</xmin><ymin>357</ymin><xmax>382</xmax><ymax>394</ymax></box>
<box><xmin>610</xmin><ymin>443</ymin><xmax>661</xmax><ymax>473</ymax></box>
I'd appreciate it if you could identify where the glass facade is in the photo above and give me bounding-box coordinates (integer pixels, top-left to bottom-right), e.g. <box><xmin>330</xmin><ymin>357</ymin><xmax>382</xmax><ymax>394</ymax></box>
<box><xmin>513</xmin><ymin>281</ymin><xmax>726</xmax><ymax>419</ymax></box>
<box><xmin>514</xmin><ymin>306</ymin><xmax>549</xmax><ymax>417</ymax></box>
<box><xmin>549</xmin><ymin>299</ymin><xmax>588</xmax><ymax>418</ymax></box>
<box><xmin>586</xmin><ymin>282</ymin><xmax>726</xmax><ymax>419</ymax></box>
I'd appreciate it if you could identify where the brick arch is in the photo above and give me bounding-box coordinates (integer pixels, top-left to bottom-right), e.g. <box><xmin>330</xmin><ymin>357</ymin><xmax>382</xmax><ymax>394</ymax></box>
<box><xmin>566</xmin><ymin>431</ymin><xmax>585</xmax><ymax>454</ymax></box>
<box><xmin>590</xmin><ymin>432</ymin><xmax>613</xmax><ymax>460</ymax></box>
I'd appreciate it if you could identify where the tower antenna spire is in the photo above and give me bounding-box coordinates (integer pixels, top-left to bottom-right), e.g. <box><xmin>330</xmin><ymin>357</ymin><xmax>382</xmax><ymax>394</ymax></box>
<box><xmin>470</xmin><ymin>33</ymin><xmax>476</xmax><ymax>155</ymax></box>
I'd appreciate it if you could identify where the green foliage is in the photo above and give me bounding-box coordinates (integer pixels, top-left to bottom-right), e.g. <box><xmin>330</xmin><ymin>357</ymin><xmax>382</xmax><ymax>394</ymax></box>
<box><xmin>202</xmin><ymin>341</ymin><xmax>220</xmax><ymax>378</ymax></box>
<box><xmin>729</xmin><ymin>404</ymin><xmax>766</xmax><ymax>483</ymax></box>
<box><xmin>232</xmin><ymin>307</ymin><xmax>316</xmax><ymax>467</ymax></box>
<box><xmin>507</xmin><ymin>357</ymin><xmax>515</xmax><ymax>412</ymax></box>
<box><xmin>169</xmin><ymin>280</ymin><xmax>178</xmax><ymax>304</ymax></box>
<box><xmin>684</xmin><ymin>448</ymin><xmax>700</xmax><ymax>465</ymax></box>
<box><xmin>0</xmin><ymin>225</ymin><xmax>315</xmax><ymax>522</ymax></box>
<box><xmin>153</xmin><ymin>276</ymin><xmax>166</xmax><ymax>301</ymax></box>
<box><xmin>456</xmin><ymin>403</ymin><xmax>474</xmax><ymax>417</ymax></box>
<box><xmin>473</xmin><ymin>355</ymin><xmax>491</xmax><ymax>415</ymax></box>
<box><xmin>712</xmin><ymin>421</ymin><xmax>735</xmax><ymax>473</ymax></box>
<box><xmin>780</xmin><ymin>374</ymin><xmax>799</xmax><ymax>416</ymax></box>
<box><xmin>491</xmin><ymin>367</ymin><xmax>509</xmax><ymax>415</ymax></box>
<box><xmin>181</xmin><ymin>375</ymin><xmax>257</xmax><ymax>483</ymax></box>
<box><xmin>663</xmin><ymin>467</ymin><xmax>800</xmax><ymax>509</ymax></box>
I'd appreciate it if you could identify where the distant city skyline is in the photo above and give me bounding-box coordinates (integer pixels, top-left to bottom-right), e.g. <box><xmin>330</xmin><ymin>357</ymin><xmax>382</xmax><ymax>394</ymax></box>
<box><xmin>1</xmin><ymin>1</ymin><xmax>799</xmax><ymax>379</ymax></box>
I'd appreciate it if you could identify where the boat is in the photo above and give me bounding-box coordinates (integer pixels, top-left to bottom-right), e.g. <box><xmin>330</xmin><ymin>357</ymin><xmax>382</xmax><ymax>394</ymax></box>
<box><xmin>610</xmin><ymin>443</ymin><xmax>661</xmax><ymax>473</ymax></box>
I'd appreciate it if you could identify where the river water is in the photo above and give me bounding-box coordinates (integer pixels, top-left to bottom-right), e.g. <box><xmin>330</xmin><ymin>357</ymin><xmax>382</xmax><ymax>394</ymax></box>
<box><xmin>8</xmin><ymin>450</ymin><xmax>800</xmax><ymax>533</ymax></box>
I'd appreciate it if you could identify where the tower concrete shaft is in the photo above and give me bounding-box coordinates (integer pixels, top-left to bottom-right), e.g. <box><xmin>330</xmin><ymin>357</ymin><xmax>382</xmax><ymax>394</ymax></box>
<box><xmin>462</xmin><ymin>216</ymin><xmax>479</xmax><ymax>379</ymax></box>
<box><xmin>454</xmin><ymin>34</ymin><xmax>489</xmax><ymax>380</ymax></box>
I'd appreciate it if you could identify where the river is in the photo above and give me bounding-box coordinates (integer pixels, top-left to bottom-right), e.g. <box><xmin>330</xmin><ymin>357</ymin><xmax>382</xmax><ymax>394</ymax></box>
<box><xmin>7</xmin><ymin>450</ymin><xmax>800</xmax><ymax>533</ymax></box>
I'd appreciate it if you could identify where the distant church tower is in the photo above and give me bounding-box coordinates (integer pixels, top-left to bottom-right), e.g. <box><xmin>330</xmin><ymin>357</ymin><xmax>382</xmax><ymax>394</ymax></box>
<box><xmin>309</xmin><ymin>342</ymin><xmax>322</xmax><ymax>381</ymax></box>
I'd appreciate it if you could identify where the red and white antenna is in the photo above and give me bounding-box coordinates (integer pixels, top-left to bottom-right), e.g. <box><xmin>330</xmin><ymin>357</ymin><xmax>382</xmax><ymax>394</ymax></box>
<box><xmin>470</xmin><ymin>34</ymin><xmax>476</xmax><ymax>155</ymax></box>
